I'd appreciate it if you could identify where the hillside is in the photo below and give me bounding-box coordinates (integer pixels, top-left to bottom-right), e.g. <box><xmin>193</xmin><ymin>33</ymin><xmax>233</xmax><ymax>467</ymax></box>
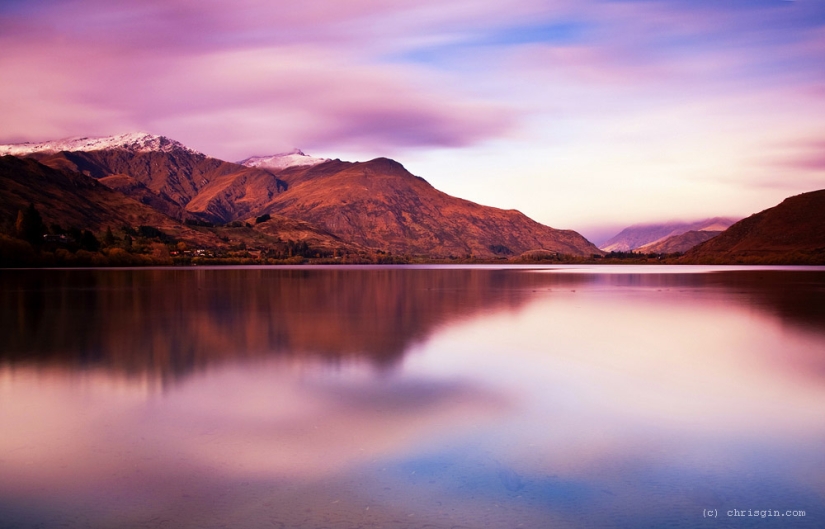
<box><xmin>29</xmin><ymin>149</ymin><xmax>288</xmax><ymax>224</ymax></box>
<box><xmin>600</xmin><ymin>217</ymin><xmax>737</xmax><ymax>252</ymax></box>
<box><xmin>0</xmin><ymin>156</ymin><xmax>358</xmax><ymax>258</ymax></box>
<box><xmin>636</xmin><ymin>230</ymin><xmax>722</xmax><ymax>254</ymax></box>
<box><xmin>0</xmin><ymin>133</ymin><xmax>290</xmax><ymax>224</ymax></box>
<box><xmin>683</xmin><ymin>190</ymin><xmax>825</xmax><ymax>264</ymax></box>
<box><xmin>97</xmin><ymin>174</ymin><xmax>185</xmax><ymax>220</ymax></box>
<box><xmin>261</xmin><ymin>157</ymin><xmax>600</xmax><ymax>258</ymax></box>
<box><xmin>0</xmin><ymin>155</ymin><xmax>222</xmax><ymax>246</ymax></box>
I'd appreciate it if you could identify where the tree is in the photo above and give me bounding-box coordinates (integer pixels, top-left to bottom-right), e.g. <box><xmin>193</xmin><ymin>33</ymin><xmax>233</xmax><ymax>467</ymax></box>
<box><xmin>15</xmin><ymin>203</ymin><xmax>45</xmax><ymax>245</ymax></box>
<box><xmin>0</xmin><ymin>216</ymin><xmax>14</xmax><ymax>236</ymax></box>
<box><xmin>80</xmin><ymin>230</ymin><xmax>100</xmax><ymax>251</ymax></box>
<box><xmin>103</xmin><ymin>227</ymin><xmax>116</xmax><ymax>246</ymax></box>
<box><xmin>68</xmin><ymin>227</ymin><xmax>83</xmax><ymax>244</ymax></box>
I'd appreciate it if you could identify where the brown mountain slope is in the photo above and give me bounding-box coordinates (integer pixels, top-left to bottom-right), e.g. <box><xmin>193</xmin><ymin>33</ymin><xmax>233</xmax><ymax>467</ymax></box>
<box><xmin>637</xmin><ymin>230</ymin><xmax>722</xmax><ymax>254</ymax></box>
<box><xmin>6</xmin><ymin>134</ymin><xmax>599</xmax><ymax>258</ymax></box>
<box><xmin>30</xmin><ymin>149</ymin><xmax>288</xmax><ymax>223</ymax></box>
<box><xmin>183</xmin><ymin>164</ymin><xmax>287</xmax><ymax>222</ymax></box>
<box><xmin>683</xmin><ymin>189</ymin><xmax>825</xmax><ymax>264</ymax></box>
<box><xmin>263</xmin><ymin>158</ymin><xmax>600</xmax><ymax>258</ymax></box>
<box><xmin>0</xmin><ymin>155</ymin><xmax>223</xmax><ymax>246</ymax></box>
<box><xmin>98</xmin><ymin>174</ymin><xmax>185</xmax><ymax>220</ymax></box>
<box><xmin>0</xmin><ymin>155</ymin><xmax>356</xmax><ymax>255</ymax></box>
<box><xmin>248</xmin><ymin>213</ymin><xmax>363</xmax><ymax>254</ymax></box>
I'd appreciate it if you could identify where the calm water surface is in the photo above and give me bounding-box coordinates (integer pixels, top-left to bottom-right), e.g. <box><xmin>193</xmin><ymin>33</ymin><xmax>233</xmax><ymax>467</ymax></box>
<box><xmin>1</xmin><ymin>265</ymin><xmax>824</xmax><ymax>528</ymax></box>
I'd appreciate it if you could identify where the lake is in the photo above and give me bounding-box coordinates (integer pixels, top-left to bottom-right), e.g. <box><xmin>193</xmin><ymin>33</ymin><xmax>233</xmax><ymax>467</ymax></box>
<box><xmin>1</xmin><ymin>265</ymin><xmax>824</xmax><ymax>528</ymax></box>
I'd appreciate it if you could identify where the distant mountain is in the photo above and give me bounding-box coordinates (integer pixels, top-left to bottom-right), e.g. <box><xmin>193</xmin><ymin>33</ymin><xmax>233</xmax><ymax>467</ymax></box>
<box><xmin>259</xmin><ymin>157</ymin><xmax>600</xmax><ymax>258</ymax></box>
<box><xmin>683</xmin><ymin>190</ymin><xmax>825</xmax><ymax>264</ymax></box>
<box><xmin>1</xmin><ymin>133</ymin><xmax>600</xmax><ymax>259</ymax></box>
<box><xmin>636</xmin><ymin>230</ymin><xmax>722</xmax><ymax>254</ymax></box>
<box><xmin>239</xmin><ymin>149</ymin><xmax>329</xmax><ymax>171</ymax></box>
<box><xmin>600</xmin><ymin>217</ymin><xmax>738</xmax><ymax>252</ymax></box>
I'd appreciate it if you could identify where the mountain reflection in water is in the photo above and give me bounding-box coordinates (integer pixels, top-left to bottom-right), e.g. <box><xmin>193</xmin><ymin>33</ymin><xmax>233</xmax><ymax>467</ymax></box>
<box><xmin>3</xmin><ymin>267</ymin><xmax>824</xmax><ymax>381</ymax></box>
<box><xmin>1</xmin><ymin>267</ymin><xmax>592</xmax><ymax>379</ymax></box>
<box><xmin>1</xmin><ymin>266</ymin><xmax>824</xmax><ymax>529</ymax></box>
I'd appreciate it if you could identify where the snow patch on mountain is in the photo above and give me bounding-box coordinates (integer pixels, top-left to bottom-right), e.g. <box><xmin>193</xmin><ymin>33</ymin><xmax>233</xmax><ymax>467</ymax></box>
<box><xmin>0</xmin><ymin>132</ymin><xmax>202</xmax><ymax>156</ymax></box>
<box><xmin>239</xmin><ymin>149</ymin><xmax>329</xmax><ymax>171</ymax></box>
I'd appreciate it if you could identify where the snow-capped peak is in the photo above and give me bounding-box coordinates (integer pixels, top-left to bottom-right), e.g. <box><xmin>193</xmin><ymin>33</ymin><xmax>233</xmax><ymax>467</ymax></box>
<box><xmin>239</xmin><ymin>149</ymin><xmax>330</xmax><ymax>171</ymax></box>
<box><xmin>0</xmin><ymin>132</ymin><xmax>202</xmax><ymax>156</ymax></box>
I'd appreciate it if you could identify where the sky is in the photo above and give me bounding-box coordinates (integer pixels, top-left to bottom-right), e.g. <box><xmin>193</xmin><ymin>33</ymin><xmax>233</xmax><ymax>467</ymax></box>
<box><xmin>1</xmin><ymin>0</ymin><xmax>824</xmax><ymax>243</ymax></box>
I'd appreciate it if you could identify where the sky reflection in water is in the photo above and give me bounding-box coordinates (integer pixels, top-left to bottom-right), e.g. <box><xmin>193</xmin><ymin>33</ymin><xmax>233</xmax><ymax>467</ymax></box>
<box><xmin>1</xmin><ymin>267</ymin><xmax>824</xmax><ymax>528</ymax></box>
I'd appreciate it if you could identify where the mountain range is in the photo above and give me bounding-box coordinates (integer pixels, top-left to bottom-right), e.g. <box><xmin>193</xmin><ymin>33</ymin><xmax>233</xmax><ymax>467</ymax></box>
<box><xmin>0</xmin><ymin>132</ymin><xmax>600</xmax><ymax>259</ymax></box>
<box><xmin>3</xmin><ymin>132</ymin><xmax>822</xmax><ymax>264</ymax></box>
<box><xmin>599</xmin><ymin>217</ymin><xmax>738</xmax><ymax>252</ymax></box>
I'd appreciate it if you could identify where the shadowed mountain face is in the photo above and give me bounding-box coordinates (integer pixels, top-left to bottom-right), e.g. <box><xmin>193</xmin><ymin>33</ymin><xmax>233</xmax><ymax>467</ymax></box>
<box><xmin>637</xmin><ymin>230</ymin><xmax>722</xmax><ymax>254</ymax></box>
<box><xmin>0</xmin><ymin>156</ymin><xmax>360</xmax><ymax>256</ymax></box>
<box><xmin>683</xmin><ymin>189</ymin><xmax>825</xmax><ymax>264</ymax></box>
<box><xmin>263</xmin><ymin>158</ymin><xmax>601</xmax><ymax>258</ymax></box>
<box><xmin>0</xmin><ymin>155</ymin><xmax>223</xmax><ymax>245</ymax></box>
<box><xmin>600</xmin><ymin>217</ymin><xmax>737</xmax><ymax>252</ymax></box>
<box><xmin>98</xmin><ymin>174</ymin><xmax>185</xmax><ymax>220</ymax></box>
<box><xmin>30</xmin><ymin>149</ymin><xmax>288</xmax><ymax>223</ymax></box>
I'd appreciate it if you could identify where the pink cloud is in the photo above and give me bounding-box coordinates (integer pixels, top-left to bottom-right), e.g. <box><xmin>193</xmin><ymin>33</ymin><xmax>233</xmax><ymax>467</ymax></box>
<box><xmin>0</xmin><ymin>40</ymin><xmax>514</xmax><ymax>159</ymax></box>
<box><xmin>0</xmin><ymin>1</ymin><xmax>530</xmax><ymax>159</ymax></box>
<box><xmin>770</xmin><ymin>141</ymin><xmax>825</xmax><ymax>172</ymax></box>
<box><xmin>2</xmin><ymin>0</ymin><xmax>824</xmax><ymax>162</ymax></box>
<box><xmin>0</xmin><ymin>0</ymin><xmax>536</xmax><ymax>158</ymax></box>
